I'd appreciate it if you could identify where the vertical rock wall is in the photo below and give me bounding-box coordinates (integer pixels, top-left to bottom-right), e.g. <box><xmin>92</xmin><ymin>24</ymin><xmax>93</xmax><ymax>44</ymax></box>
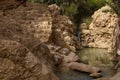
<box><xmin>0</xmin><ymin>2</ymin><xmax>59</xmax><ymax>80</ymax></box>
<box><xmin>81</xmin><ymin>5</ymin><xmax>119</xmax><ymax>51</ymax></box>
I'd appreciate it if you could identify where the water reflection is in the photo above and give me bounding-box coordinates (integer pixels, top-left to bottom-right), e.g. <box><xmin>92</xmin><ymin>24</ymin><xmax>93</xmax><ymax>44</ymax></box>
<box><xmin>57</xmin><ymin>70</ymin><xmax>94</xmax><ymax>80</ymax></box>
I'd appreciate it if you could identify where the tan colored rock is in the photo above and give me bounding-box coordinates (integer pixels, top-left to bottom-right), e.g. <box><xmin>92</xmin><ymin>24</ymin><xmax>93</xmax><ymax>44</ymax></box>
<box><xmin>0</xmin><ymin>3</ymin><xmax>60</xmax><ymax>80</ymax></box>
<box><xmin>82</xmin><ymin>30</ymin><xmax>91</xmax><ymax>34</ymax></box>
<box><xmin>48</xmin><ymin>4</ymin><xmax>60</xmax><ymax>16</ymax></box>
<box><xmin>68</xmin><ymin>62</ymin><xmax>101</xmax><ymax>77</ymax></box>
<box><xmin>0</xmin><ymin>39</ymin><xmax>59</xmax><ymax>80</ymax></box>
<box><xmin>63</xmin><ymin>52</ymin><xmax>79</xmax><ymax>63</ymax></box>
<box><xmin>81</xmin><ymin>5</ymin><xmax>119</xmax><ymax>51</ymax></box>
<box><xmin>0</xmin><ymin>0</ymin><xmax>27</xmax><ymax>10</ymax></box>
<box><xmin>51</xmin><ymin>16</ymin><xmax>81</xmax><ymax>51</ymax></box>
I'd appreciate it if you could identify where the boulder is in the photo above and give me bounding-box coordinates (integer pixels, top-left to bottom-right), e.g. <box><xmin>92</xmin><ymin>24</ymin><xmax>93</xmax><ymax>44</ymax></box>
<box><xmin>0</xmin><ymin>39</ymin><xmax>59</xmax><ymax>80</ymax></box>
<box><xmin>81</xmin><ymin>5</ymin><xmax>119</xmax><ymax>51</ymax></box>
<box><xmin>68</xmin><ymin>62</ymin><xmax>101</xmax><ymax>77</ymax></box>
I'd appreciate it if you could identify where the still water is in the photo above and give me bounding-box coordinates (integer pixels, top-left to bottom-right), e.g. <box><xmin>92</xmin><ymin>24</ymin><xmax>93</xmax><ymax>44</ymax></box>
<box><xmin>57</xmin><ymin>48</ymin><xmax>115</xmax><ymax>80</ymax></box>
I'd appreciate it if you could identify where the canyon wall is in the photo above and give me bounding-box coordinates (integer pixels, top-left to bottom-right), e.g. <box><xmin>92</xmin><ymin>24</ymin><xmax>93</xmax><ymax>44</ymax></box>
<box><xmin>81</xmin><ymin>5</ymin><xmax>119</xmax><ymax>51</ymax></box>
<box><xmin>0</xmin><ymin>2</ymin><xmax>59</xmax><ymax>80</ymax></box>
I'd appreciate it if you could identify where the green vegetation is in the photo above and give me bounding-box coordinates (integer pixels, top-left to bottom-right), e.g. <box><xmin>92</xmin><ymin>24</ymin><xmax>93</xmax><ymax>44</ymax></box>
<box><xmin>102</xmin><ymin>9</ymin><xmax>113</xmax><ymax>13</ymax></box>
<box><xmin>27</xmin><ymin>0</ymin><xmax>120</xmax><ymax>26</ymax></box>
<box><xmin>107</xmin><ymin>0</ymin><xmax>120</xmax><ymax>15</ymax></box>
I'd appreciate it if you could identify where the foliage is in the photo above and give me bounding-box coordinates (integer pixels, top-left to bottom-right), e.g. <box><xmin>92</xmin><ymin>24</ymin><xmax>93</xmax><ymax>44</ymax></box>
<box><xmin>27</xmin><ymin>0</ymin><xmax>120</xmax><ymax>25</ymax></box>
<box><xmin>62</xmin><ymin>3</ymin><xmax>78</xmax><ymax>19</ymax></box>
<box><xmin>107</xmin><ymin>0</ymin><xmax>120</xmax><ymax>15</ymax></box>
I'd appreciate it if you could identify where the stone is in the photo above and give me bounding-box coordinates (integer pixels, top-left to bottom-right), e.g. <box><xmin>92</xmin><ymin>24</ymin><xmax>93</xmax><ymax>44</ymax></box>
<box><xmin>58</xmin><ymin>48</ymin><xmax>70</xmax><ymax>55</ymax></box>
<box><xmin>62</xmin><ymin>52</ymin><xmax>79</xmax><ymax>63</ymax></box>
<box><xmin>0</xmin><ymin>39</ymin><xmax>59</xmax><ymax>80</ymax></box>
<box><xmin>68</xmin><ymin>62</ymin><xmax>101</xmax><ymax>77</ymax></box>
<box><xmin>48</xmin><ymin>4</ymin><xmax>60</xmax><ymax>16</ymax></box>
<box><xmin>81</xmin><ymin>5</ymin><xmax>119</xmax><ymax>51</ymax></box>
<box><xmin>0</xmin><ymin>0</ymin><xmax>27</xmax><ymax>10</ymax></box>
<box><xmin>0</xmin><ymin>3</ymin><xmax>59</xmax><ymax>80</ymax></box>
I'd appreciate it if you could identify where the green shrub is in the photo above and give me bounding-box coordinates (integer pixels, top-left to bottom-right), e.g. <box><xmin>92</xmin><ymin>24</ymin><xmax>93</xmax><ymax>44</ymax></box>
<box><xmin>64</xmin><ymin>3</ymin><xmax>78</xmax><ymax>18</ymax></box>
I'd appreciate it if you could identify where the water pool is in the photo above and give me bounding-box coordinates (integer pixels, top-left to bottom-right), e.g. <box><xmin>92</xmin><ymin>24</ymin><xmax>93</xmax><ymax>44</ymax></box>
<box><xmin>57</xmin><ymin>48</ymin><xmax>115</xmax><ymax>80</ymax></box>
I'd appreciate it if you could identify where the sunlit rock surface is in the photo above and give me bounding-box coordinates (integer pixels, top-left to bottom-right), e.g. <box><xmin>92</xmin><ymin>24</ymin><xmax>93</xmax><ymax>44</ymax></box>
<box><xmin>81</xmin><ymin>5</ymin><xmax>119</xmax><ymax>52</ymax></box>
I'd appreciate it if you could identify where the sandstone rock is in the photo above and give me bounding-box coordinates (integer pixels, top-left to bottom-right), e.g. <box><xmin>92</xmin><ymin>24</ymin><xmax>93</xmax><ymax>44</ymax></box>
<box><xmin>0</xmin><ymin>3</ymin><xmax>53</xmax><ymax>43</ymax></box>
<box><xmin>81</xmin><ymin>5</ymin><xmax>119</xmax><ymax>51</ymax></box>
<box><xmin>62</xmin><ymin>52</ymin><xmax>79</xmax><ymax>63</ymax></box>
<box><xmin>68</xmin><ymin>62</ymin><xmax>101</xmax><ymax>77</ymax></box>
<box><xmin>112</xmin><ymin>18</ymin><xmax>120</xmax><ymax>61</ymax></box>
<box><xmin>50</xmin><ymin>15</ymin><xmax>81</xmax><ymax>52</ymax></box>
<box><xmin>82</xmin><ymin>30</ymin><xmax>91</xmax><ymax>34</ymax></box>
<box><xmin>58</xmin><ymin>48</ymin><xmax>70</xmax><ymax>55</ymax></box>
<box><xmin>0</xmin><ymin>3</ymin><xmax>60</xmax><ymax>80</ymax></box>
<box><xmin>0</xmin><ymin>39</ymin><xmax>59</xmax><ymax>80</ymax></box>
<box><xmin>48</xmin><ymin>4</ymin><xmax>60</xmax><ymax>16</ymax></box>
<box><xmin>0</xmin><ymin>0</ymin><xmax>27</xmax><ymax>11</ymax></box>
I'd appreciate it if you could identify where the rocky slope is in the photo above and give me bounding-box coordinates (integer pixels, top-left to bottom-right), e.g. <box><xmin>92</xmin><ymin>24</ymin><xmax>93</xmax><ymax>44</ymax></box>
<box><xmin>81</xmin><ymin>5</ymin><xmax>119</xmax><ymax>51</ymax></box>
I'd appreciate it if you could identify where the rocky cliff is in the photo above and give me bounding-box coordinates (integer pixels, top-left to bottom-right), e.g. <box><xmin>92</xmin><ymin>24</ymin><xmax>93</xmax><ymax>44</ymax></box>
<box><xmin>81</xmin><ymin>5</ymin><xmax>119</xmax><ymax>51</ymax></box>
<box><xmin>0</xmin><ymin>2</ymin><xmax>59</xmax><ymax>80</ymax></box>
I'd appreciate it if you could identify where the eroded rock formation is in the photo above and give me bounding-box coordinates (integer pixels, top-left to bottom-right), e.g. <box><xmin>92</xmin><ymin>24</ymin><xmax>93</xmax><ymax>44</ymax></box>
<box><xmin>0</xmin><ymin>2</ymin><xmax>59</xmax><ymax>80</ymax></box>
<box><xmin>96</xmin><ymin>12</ymin><xmax>120</xmax><ymax>80</ymax></box>
<box><xmin>81</xmin><ymin>5</ymin><xmax>119</xmax><ymax>52</ymax></box>
<box><xmin>0</xmin><ymin>0</ymin><xmax>27</xmax><ymax>10</ymax></box>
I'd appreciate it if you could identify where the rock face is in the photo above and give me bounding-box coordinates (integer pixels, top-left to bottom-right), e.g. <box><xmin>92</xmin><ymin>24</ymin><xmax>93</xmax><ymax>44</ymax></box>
<box><xmin>0</xmin><ymin>0</ymin><xmax>27</xmax><ymax>10</ymax></box>
<box><xmin>49</xmin><ymin>15</ymin><xmax>81</xmax><ymax>52</ymax></box>
<box><xmin>0</xmin><ymin>39</ymin><xmax>59</xmax><ymax>80</ymax></box>
<box><xmin>0</xmin><ymin>2</ymin><xmax>59</xmax><ymax>80</ymax></box>
<box><xmin>81</xmin><ymin>5</ymin><xmax>119</xmax><ymax>51</ymax></box>
<box><xmin>68</xmin><ymin>62</ymin><xmax>101</xmax><ymax>77</ymax></box>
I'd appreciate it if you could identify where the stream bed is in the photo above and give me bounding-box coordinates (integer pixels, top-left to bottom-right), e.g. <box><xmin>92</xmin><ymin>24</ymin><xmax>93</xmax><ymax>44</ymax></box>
<box><xmin>57</xmin><ymin>48</ymin><xmax>116</xmax><ymax>80</ymax></box>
